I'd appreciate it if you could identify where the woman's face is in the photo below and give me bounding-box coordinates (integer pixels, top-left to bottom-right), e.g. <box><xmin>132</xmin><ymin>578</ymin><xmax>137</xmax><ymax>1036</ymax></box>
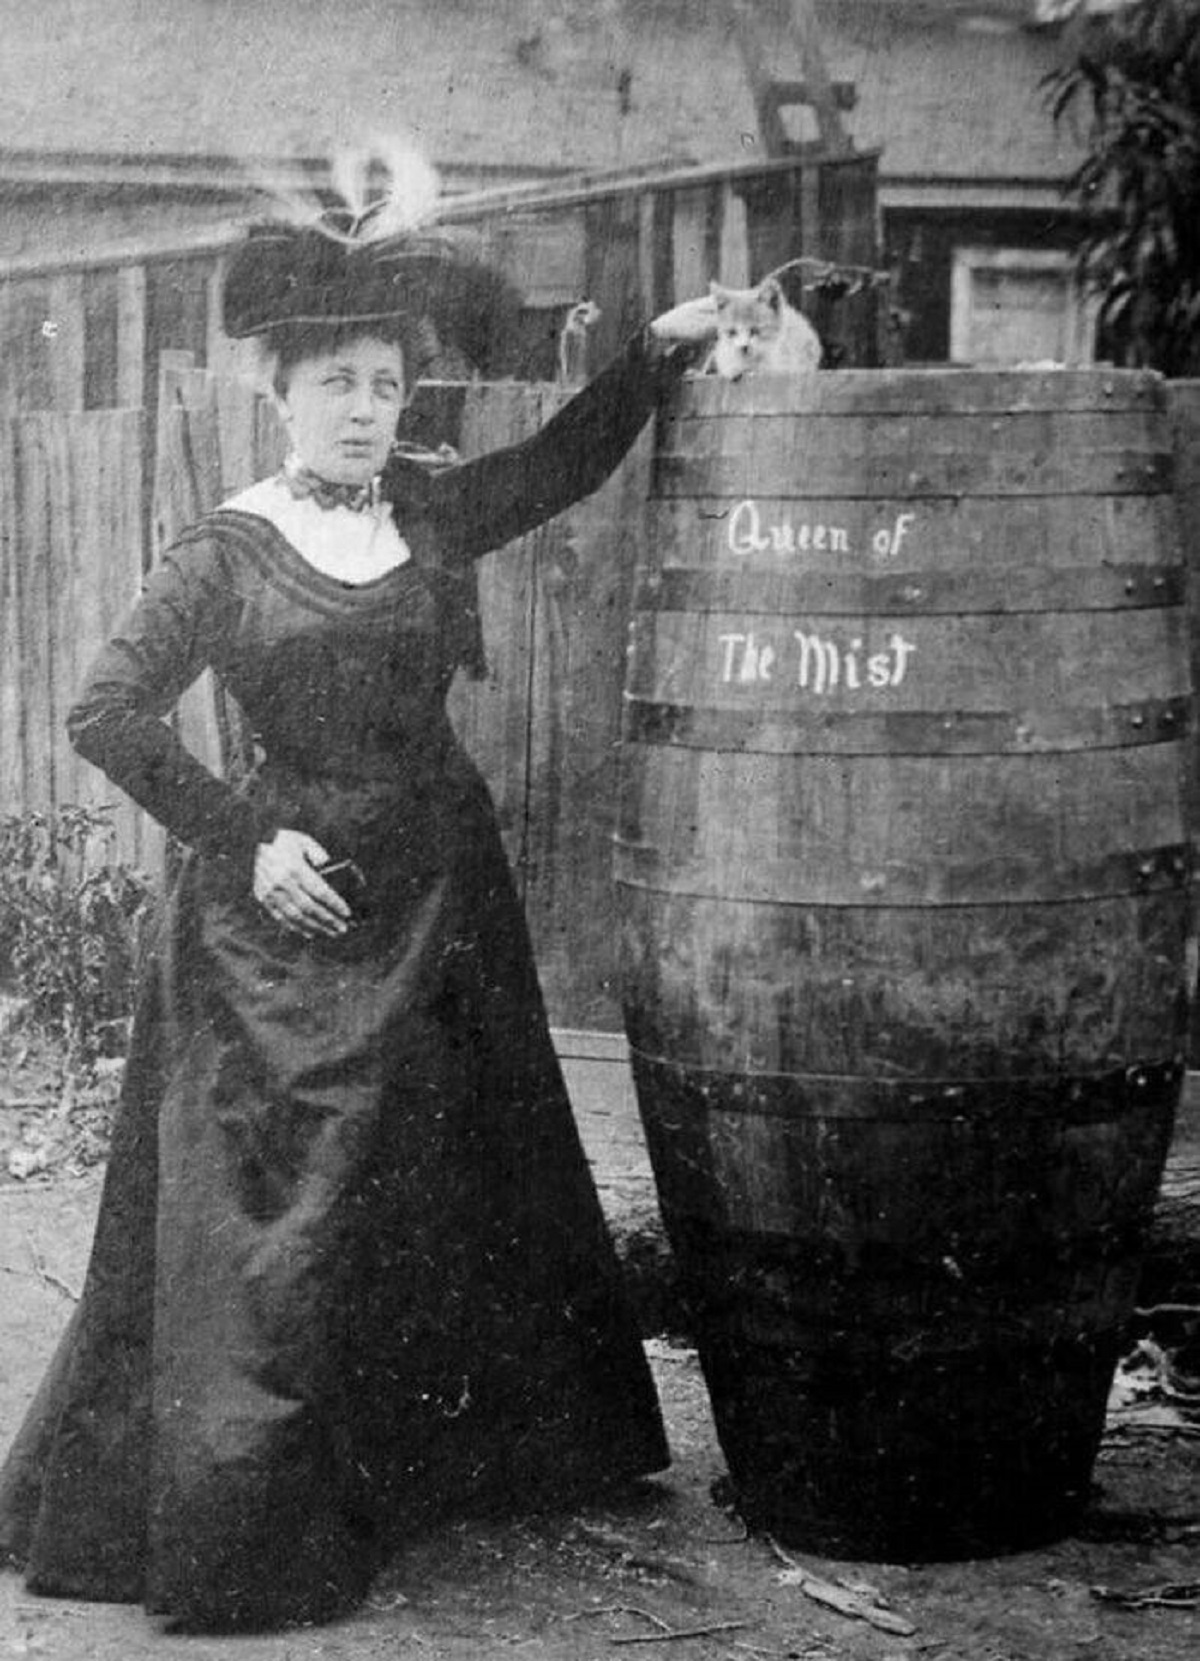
<box><xmin>274</xmin><ymin>336</ymin><xmax>407</xmax><ymax>483</ymax></box>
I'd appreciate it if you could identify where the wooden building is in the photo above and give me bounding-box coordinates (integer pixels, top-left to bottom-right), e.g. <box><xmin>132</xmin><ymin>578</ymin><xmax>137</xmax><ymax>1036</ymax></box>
<box><xmin>1</xmin><ymin>1</ymin><xmax>1102</xmax><ymax>397</ymax></box>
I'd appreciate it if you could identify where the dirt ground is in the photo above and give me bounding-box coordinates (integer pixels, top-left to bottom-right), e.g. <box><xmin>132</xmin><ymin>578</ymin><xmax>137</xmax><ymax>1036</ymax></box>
<box><xmin>0</xmin><ymin>1165</ymin><xmax>1196</xmax><ymax>1661</ymax></box>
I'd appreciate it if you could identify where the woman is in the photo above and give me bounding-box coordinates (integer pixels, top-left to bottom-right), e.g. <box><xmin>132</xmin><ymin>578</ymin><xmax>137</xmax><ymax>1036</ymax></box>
<box><xmin>0</xmin><ymin>201</ymin><xmax>714</xmax><ymax>1631</ymax></box>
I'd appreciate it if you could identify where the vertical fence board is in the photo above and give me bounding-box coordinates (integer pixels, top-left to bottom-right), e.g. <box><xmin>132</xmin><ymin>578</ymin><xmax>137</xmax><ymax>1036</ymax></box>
<box><xmin>46</xmin><ymin>275</ymin><xmax>86</xmax><ymax>412</ymax></box>
<box><xmin>671</xmin><ymin>187</ymin><xmax>710</xmax><ymax>304</ymax></box>
<box><xmin>446</xmin><ymin>385</ymin><xmax>542</xmax><ymax>880</ymax></box>
<box><xmin>83</xmin><ymin>270</ymin><xmax>119</xmax><ymax>410</ymax></box>
<box><xmin>0</xmin><ymin>411</ymin><xmax>147</xmax><ymax>864</ymax></box>
<box><xmin>584</xmin><ymin>195</ymin><xmax>646</xmax><ymax>368</ymax></box>
<box><xmin>13</xmin><ymin>419</ymin><xmax>56</xmax><ymax>819</ymax></box>
<box><xmin>717</xmin><ymin>183</ymin><xmax>751</xmax><ymax>287</ymax></box>
<box><xmin>66</xmin><ymin>411</ymin><xmax>151</xmax><ymax>868</ymax></box>
<box><xmin>0</xmin><ymin>279</ymin><xmax>54</xmax><ymax>413</ymax></box>
<box><xmin>0</xmin><ymin>421</ymin><xmax>26</xmax><ymax>812</ymax></box>
<box><xmin>115</xmin><ymin>266</ymin><xmax>148</xmax><ymax>410</ymax></box>
<box><xmin>523</xmin><ymin>419</ymin><xmax>652</xmax><ymax>1027</ymax></box>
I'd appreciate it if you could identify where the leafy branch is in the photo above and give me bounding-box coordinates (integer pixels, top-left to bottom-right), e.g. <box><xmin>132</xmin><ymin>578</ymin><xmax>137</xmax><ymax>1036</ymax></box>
<box><xmin>1045</xmin><ymin>0</ymin><xmax>1200</xmax><ymax>375</ymax></box>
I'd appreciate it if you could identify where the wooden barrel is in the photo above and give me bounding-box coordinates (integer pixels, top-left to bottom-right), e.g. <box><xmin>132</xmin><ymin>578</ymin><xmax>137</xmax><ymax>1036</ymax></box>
<box><xmin>1167</xmin><ymin>380</ymin><xmax>1200</xmax><ymax>1064</ymax></box>
<box><xmin>615</xmin><ymin>370</ymin><xmax>1194</xmax><ymax>1558</ymax></box>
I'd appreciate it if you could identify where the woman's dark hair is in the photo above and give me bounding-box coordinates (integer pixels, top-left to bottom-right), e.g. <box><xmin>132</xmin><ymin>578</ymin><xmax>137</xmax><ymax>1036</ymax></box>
<box><xmin>268</xmin><ymin>317</ymin><xmax>433</xmax><ymax>397</ymax></box>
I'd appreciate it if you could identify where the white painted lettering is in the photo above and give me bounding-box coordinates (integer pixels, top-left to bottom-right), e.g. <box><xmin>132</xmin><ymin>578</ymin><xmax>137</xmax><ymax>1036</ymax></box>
<box><xmin>867</xmin><ymin>652</ymin><xmax>892</xmax><ymax>688</ymax></box>
<box><xmin>889</xmin><ymin>633</ymin><xmax>917</xmax><ymax>686</ymax></box>
<box><xmin>718</xmin><ymin>633</ymin><xmax>747</xmax><ymax>681</ymax></box>
<box><xmin>794</xmin><ymin>630</ymin><xmax>840</xmax><ymax>694</ymax></box>
<box><xmin>723</xmin><ymin>498</ymin><xmax>849</xmax><ymax>559</ymax></box>
<box><xmin>727</xmin><ymin>499</ymin><xmax>770</xmax><ymax>556</ymax></box>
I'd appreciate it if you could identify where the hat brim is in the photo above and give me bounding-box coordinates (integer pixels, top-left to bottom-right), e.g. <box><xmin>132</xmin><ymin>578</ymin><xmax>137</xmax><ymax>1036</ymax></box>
<box><xmin>222</xmin><ymin>226</ymin><xmax>523</xmax><ymax>377</ymax></box>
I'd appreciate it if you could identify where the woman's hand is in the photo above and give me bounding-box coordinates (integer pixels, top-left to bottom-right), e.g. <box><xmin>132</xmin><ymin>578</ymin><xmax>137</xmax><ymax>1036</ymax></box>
<box><xmin>253</xmin><ymin>829</ymin><xmax>353</xmax><ymax>938</ymax></box>
<box><xmin>648</xmin><ymin>293</ymin><xmax>719</xmax><ymax>345</ymax></box>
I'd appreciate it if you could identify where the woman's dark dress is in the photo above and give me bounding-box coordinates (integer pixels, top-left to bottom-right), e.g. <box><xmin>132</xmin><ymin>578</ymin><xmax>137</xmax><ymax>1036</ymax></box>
<box><xmin>0</xmin><ymin>334</ymin><xmax>681</xmax><ymax>1629</ymax></box>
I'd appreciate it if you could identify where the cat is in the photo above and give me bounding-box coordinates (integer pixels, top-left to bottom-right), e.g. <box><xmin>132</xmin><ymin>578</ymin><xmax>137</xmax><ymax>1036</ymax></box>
<box><xmin>706</xmin><ymin>276</ymin><xmax>822</xmax><ymax>379</ymax></box>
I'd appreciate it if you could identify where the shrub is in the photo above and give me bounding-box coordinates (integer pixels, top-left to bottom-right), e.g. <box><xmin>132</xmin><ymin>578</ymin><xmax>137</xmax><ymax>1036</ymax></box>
<box><xmin>1046</xmin><ymin>0</ymin><xmax>1200</xmax><ymax>375</ymax></box>
<box><xmin>0</xmin><ymin>805</ymin><xmax>153</xmax><ymax>1070</ymax></box>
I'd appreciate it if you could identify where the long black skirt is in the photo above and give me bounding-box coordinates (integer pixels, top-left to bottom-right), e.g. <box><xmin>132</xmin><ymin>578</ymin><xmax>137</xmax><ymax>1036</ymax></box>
<box><xmin>0</xmin><ymin>770</ymin><xmax>667</xmax><ymax>1629</ymax></box>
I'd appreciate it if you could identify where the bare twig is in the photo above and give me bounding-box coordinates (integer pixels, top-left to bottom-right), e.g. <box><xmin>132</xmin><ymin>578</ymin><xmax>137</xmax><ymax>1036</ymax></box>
<box><xmin>765</xmin><ymin>1537</ymin><xmax>916</xmax><ymax>1638</ymax></box>
<box><xmin>13</xmin><ymin>1602</ymin><xmax>93</xmax><ymax>1617</ymax></box>
<box><xmin>610</xmin><ymin>1619</ymin><xmax>751</xmax><ymax>1646</ymax></box>
<box><xmin>573</xmin><ymin>1523</ymin><xmax>702</xmax><ymax>1585</ymax></box>
<box><xmin>564</xmin><ymin>1606</ymin><xmax>673</xmax><ymax>1631</ymax></box>
<box><xmin>24</xmin><ymin>1239</ymin><xmax>80</xmax><ymax>1302</ymax></box>
<box><xmin>1092</xmin><ymin>1580</ymin><xmax>1200</xmax><ymax>1610</ymax></box>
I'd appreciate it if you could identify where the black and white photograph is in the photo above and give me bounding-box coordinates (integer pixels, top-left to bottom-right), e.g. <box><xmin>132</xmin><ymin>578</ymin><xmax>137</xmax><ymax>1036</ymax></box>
<box><xmin>0</xmin><ymin>3</ymin><xmax>1197</xmax><ymax>1657</ymax></box>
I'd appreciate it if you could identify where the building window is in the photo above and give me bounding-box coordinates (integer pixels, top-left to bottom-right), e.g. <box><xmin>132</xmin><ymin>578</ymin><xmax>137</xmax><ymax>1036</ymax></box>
<box><xmin>950</xmin><ymin>246</ymin><xmax>1096</xmax><ymax>367</ymax></box>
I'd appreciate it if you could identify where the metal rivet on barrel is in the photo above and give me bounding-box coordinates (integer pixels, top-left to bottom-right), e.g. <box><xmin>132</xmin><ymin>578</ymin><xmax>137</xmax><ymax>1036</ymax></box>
<box><xmin>1160</xmin><ymin>708</ymin><xmax>1177</xmax><ymax>727</ymax></box>
<box><xmin>1137</xmin><ymin>859</ymin><xmax>1155</xmax><ymax>880</ymax></box>
<box><xmin>1103</xmin><ymin>380</ymin><xmax>1115</xmax><ymax>396</ymax></box>
<box><xmin>1128</xmin><ymin>1068</ymin><xmax>1148</xmax><ymax>1089</ymax></box>
<box><xmin>1124</xmin><ymin>579</ymin><xmax>1137</xmax><ymax>595</ymax></box>
<box><xmin>1130</xmin><ymin>712</ymin><xmax>1145</xmax><ymax>729</ymax></box>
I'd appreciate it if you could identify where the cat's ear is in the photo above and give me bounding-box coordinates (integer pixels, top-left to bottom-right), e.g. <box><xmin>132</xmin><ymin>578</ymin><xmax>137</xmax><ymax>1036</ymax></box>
<box><xmin>759</xmin><ymin>276</ymin><xmax>784</xmax><ymax>312</ymax></box>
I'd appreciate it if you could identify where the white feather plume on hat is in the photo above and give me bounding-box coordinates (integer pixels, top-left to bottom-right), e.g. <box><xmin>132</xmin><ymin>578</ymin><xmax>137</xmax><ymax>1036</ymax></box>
<box><xmin>225</xmin><ymin>135</ymin><xmax>522</xmax><ymax>373</ymax></box>
<box><xmin>246</xmin><ymin>134</ymin><xmax>443</xmax><ymax>244</ymax></box>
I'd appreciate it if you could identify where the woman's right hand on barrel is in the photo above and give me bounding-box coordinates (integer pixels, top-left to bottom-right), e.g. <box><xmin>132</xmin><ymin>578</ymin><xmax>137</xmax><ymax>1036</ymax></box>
<box><xmin>253</xmin><ymin>829</ymin><xmax>352</xmax><ymax>938</ymax></box>
<box><xmin>649</xmin><ymin>293</ymin><xmax>719</xmax><ymax>344</ymax></box>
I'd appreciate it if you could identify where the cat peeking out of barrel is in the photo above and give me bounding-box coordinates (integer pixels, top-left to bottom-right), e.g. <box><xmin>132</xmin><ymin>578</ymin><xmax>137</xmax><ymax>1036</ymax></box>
<box><xmin>707</xmin><ymin>276</ymin><xmax>822</xmax><ymax>380</ymax></box>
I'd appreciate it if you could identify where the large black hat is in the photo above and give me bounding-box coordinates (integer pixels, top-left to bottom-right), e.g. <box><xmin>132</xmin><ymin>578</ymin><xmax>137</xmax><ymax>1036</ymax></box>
<box><xmin>222</xmin><ymin>146</ymin><xmax>523</xmax><ymax>376</ymax></box>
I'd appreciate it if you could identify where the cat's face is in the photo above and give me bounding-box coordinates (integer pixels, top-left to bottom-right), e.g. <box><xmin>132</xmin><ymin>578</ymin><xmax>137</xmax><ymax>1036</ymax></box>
<box><xmin>710</xmin><ymin>279</ymin><xmax>784</xmax><ymax>378</ymax></box>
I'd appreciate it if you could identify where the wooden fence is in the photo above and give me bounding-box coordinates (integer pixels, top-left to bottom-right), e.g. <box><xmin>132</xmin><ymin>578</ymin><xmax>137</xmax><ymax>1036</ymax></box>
<box><xmin>0</xmin><ymin>408</ymin><xmax>151</xmax><ymax>867</ymax></box>
<box><xmin>0</xmin><ymin>150</ymin><xmax>883</xmax><ymax>425</ymax></box>
<box><xmin>1</xmin><ymin>359</ymin><xmax>652</xmax><ymax>1029</ymax></box>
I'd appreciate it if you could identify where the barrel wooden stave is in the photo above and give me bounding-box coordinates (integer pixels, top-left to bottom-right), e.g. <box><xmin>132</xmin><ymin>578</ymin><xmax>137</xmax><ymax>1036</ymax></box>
<box><xmin>618</xmin><ymin>369</ymin><xmax>1193</xmax><ymax>1556</ymax></box>
<box><xmin>619</xmin><ymin>891</ymin><xmax>1189</xmax><ymax>1080</ymax></box>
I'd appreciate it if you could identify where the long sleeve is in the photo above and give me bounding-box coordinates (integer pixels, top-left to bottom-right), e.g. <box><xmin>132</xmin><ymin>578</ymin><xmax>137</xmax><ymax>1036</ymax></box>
<box><xmin>67</xmin><ymin>536</ymin><xmax>270</xmax><ymax>878</ymax></box>
<box><xmin>386</xmin><ymin>328</ymin><xmax>689</xmax><ymax>561</ymax></box>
